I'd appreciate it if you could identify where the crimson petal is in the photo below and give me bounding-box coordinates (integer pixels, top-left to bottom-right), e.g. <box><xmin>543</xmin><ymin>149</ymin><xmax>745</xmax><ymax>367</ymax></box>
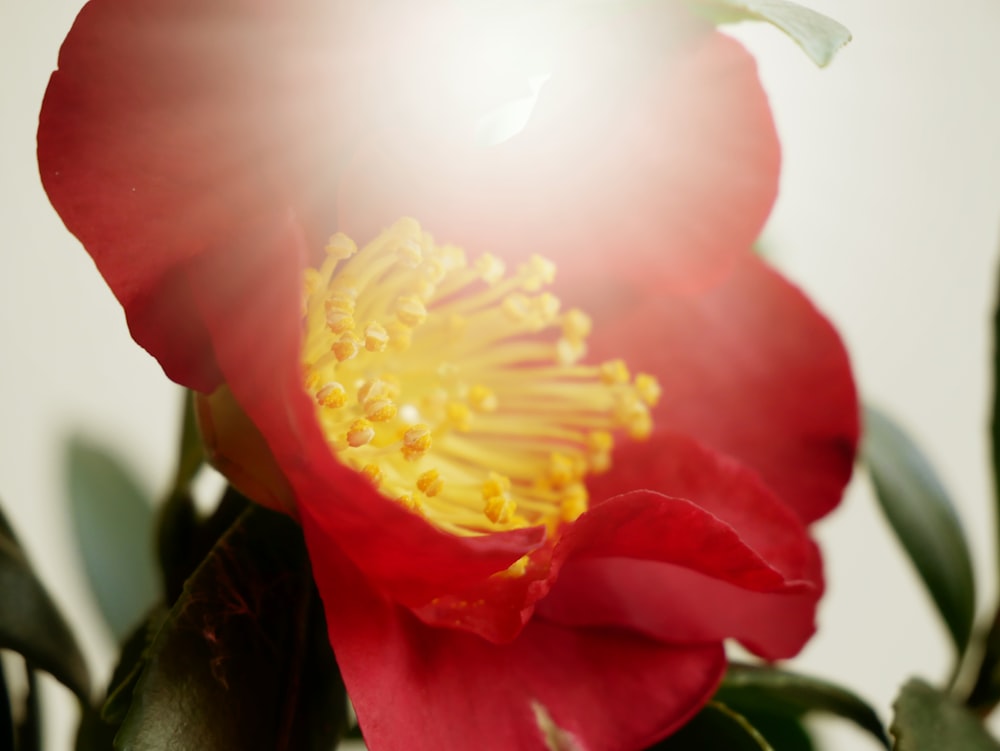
<box><xmin>312</xmin><ymin>541</ymin><xmax>726</xmax><ymax>751</ymax></box>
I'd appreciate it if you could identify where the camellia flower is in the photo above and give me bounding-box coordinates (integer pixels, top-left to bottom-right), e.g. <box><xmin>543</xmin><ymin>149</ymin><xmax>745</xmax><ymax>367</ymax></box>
<box><xmin>39</xmin><ymin>0</ymin><xmax>859</xmax><ymax>749</ymax></box>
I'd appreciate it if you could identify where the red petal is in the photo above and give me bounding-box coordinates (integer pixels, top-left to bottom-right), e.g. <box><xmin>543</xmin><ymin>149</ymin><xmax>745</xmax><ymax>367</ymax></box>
<box><xmin>590</xmin><ymin>252</ymin><xmax>859</xmax><ymax>523</ymax></box>
<box><xmin>337</xmin><ymin>30</ymin><xmax>778</xmax><ymax>294</ymax></box>
<box><xmin>313</xmin><ymin>542</ymin><xmax>726</xmax><ymax>751</ymax></box>
<box><xmin>38</xmin><ymin>0</ymin><xmax>456</xmax><ymax>389</ymax></box>
<box><xmin>536</xmin><ymin>433</ymin><xmax>823</xmax><ymax>660</ymax></box>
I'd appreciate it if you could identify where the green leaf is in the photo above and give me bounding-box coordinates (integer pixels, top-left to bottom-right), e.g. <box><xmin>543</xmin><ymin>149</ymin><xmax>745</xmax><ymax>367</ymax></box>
<box><xmin>65</xmin><ymin>438</ymin><xmax>160</xmax><ymax>641</ymax></box>
<box><xmin>862</xmin><ymin>406</ymin><xmax>976</xmax><ymax>656</ymax></box>
<box><xmin>717</xmin><ymin>663</ymin><xmax>890</xmax><ymax>748</ymax></box>
<box><xmin>16</xmin><ymin>668</ymin><xmax>41</xmax><ymax>751</ymax></box>
<box><xmin>172</xmin><ymin>390</ymin><xmax>205</xmax><ymax>494</ymax></box>
<box><xmin>116</xmin><ymin>504</ymin><xmax>346</xmax><ymax>751</ymax></box>
<box><xmin>892</xmin><ymin>679</ymin><xmax>1000</xmax><ymax>750</ymax></box>
<box><xmin>689</xmin><ymin>0</ymin><xmax>851</xmax><ymax>67</ymax></box>
<box><xmin>651</xmin><ymin>702</ymin><xmax>773</xmax><ymax>750</ymax></box>
<box><xmin>735</xmin><ymin>711</ymin><xmax>815</xmax><ymax>751</ymax></box>
<box><xmin>0</xmin><ymin>502</ymin><xmax>89</xmax><ymax>702</ymax></box>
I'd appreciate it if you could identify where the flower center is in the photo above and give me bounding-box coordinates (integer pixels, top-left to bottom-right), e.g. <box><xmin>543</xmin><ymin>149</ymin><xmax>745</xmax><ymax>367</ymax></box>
<box><xmin>301</xmin><ymin>218</ymin><xmax>658</xmax><ymax>537</ymax></box>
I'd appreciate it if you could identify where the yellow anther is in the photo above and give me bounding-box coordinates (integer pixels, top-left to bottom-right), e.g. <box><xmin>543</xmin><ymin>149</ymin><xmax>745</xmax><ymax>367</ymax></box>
<box><xmin>482</xmin><ymin>473</ymin><xmax>511</xmax><ymax>500</ymax></box>
<box><xmin>324</xmin><ymin>293</ymin><xmax>355</xmax><ymax>314</ymax></box>
<box><xmin>401</xmin><ymin>424</ymin><xmax>432</xmax><ymax>461</ymax></box>
<box><xmin>316</xmin><ymin>382</ymin><xmax>347</xmax><ymax>409</ymax></box>
<box><xmin>556</xmin><ymin>336</ymin><xmax>586</xmax><ymax>365</ymax></box>
<box><xmin>363</xmin><ymin>322</ymin><xmax>390</xmax><ymax>352</ymax></box>
<box><xmin>365</xmin><ymin>399</ymin><xmax>397</xmax><ymax>422</ymax></box>
<box><xmin>560</xmin><ymin>485</ymin><xmax>588</xmax><ymax>523</ymax></box>
<box><xmin>325</xmin><ymin>309</ymin><xmax>355</xmax><ymax>335</ymax></box>
<box><xmin>547</xmin><ymin>453</ymin><xmax>580</xmax><ymax>489</ymax></box>
<box><xmin>484</xmin><ymin>493</ymin><xmax>516</xmax><ymax>525</ymax></box>
<box><xmin>417</xmin><ymin>469</ymin><xmax>445</xmax><ymax>497</ymax></box>
<box><xmin>395</xmin><ymin>237</ymin><xmax>423</xmax><ymax>267</ymax></box>
<box><xmin>446</xmin><ymin>402</ymin><xmax>472</xmax><ymax>431</ymax></box>
<box><xmin>468</xmin><ymin>385</ymin><xmax>498</xmax><ymax>412</ymax></box>
<box><xmin>332</xmin><ymin>333</ymin><xmax>359</xmax><ymax>362</ymax></box>
<box><xmin>346</xmin><ymin>418</ymin><xmax>376</xmax><ymax>448</ymax></box>
<box><xmin>532</xmin><ymin>293</ymin><xmax>561</xmax><ymax>325</ymax></box>
<box><xmin>361</xmin><ymin>463</ymin><xmax>383</xmax><ymax>488</ymax></box>
<box><xmin>397</xmin><ymin>492</ymin><xmax>423</xmax><ymax>514</ymax></box>
<box><xmin>396</xmin><ymin>295</ymin><xmax>428</xmax><ymax>327</ymax></box>
<box><xmin>325</xmin><ymin>233</ymin><xmax>357</xmax><ymax>260</ymax></box>
<box><xmin>600</xmin><ymin>359</ymin><xmax>631</xmax><ymax>385</ymax></box>
<box><xmin>635</xmin><ymin>373</ymin><xmax>662</xmax><ymax>407</ymax></box>
<box><xmin>474</xmin><ymin>253</ymin><xmax>506</xmax><ymax>284</ymax></box>
<box><xmin>502</xmin><ymin>293</ymin><xmax>532</xmax><ymax>322</ymax></box>
<box><xmin>562</xmin><ymin>308</ymin><xmax>592</xmax><ymax>342</ymax></box>
<box><xmin>519</xmin><ymin>255</ymin><xmax>556</xmax><ymax>291</ymax></box>
<box><xmin>614</xmin><ymin>394</ymin><xmax>653</xmax><ymax>440</ymax></box>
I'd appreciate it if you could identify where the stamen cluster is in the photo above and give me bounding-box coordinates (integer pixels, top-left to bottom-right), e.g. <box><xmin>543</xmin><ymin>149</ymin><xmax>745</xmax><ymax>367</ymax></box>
<box><xmin>301</xmin><ymin>218</ymin><xmax>658</xmax><ymax>536</ymax></box>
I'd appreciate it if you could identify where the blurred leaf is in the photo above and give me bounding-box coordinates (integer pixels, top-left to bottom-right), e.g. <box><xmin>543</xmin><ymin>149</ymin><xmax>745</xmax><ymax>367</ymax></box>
<box><xmin>173</xmin><ymin>390</ymin><xmax>205</xmax><ymax>493</ymax></box>
<box><xmin>157</xmin><ymin>487</ymin><xmax>248</xmax><ymax>605</ymax></box>
<box><xmin>892</xmin><ymin>679</ymin><xmax>1000</xmax><ymax>750</ymax></box>
<box><xmin>66</xmin><ymin>438</ymin><xmax>160</xmax><ymax>641</ymax></box>
<box><xmin>969</xmin><ymin>254</ymin><xmax>1000</xmax><ymax>712</ymax></box>
<box><xmin>116</xmin><ymin>504</ymin><xmax>346</xmax><ymax>751</ymax></box>
<box><xmin>76</xmin><ymin>609</ymin><xmax>167</xmax><ymax>751</ymax></box>
<box><xmin>735</xmin><ymin>711</ymin><xmax>814</xmax><ymax>751</ymax></box>
<box><xmin>862</xmin><ymin>406</ymin><xmax>976</xmax><ymax>656</ymax></box>
<box><xmin>717</xmin><ymin>662</ymin><xmax>890</xmax><ymax>747</ymax></box>
<box><xmin>17</xmin><ymin>668</ymin><xmax>41</xmax><ymax>751</ymax></box>
<box><xmin>0</xmin><ymin>502</ymin><xmax>89</xmax><ymax>701</ymax></box>
<box><xmin>0</xmin><ymin>656</ymin><xmax>12</xmax><ymax>751</ymax></box>
<box><xmin>689</xmin><ymin>0</ymin><xmax>851</xmax><ymax>66</ymax></box>
<box><xmin>652</xmin><ymin>702</ymin><xmax>773</xmax><ymax>749</ymax></box>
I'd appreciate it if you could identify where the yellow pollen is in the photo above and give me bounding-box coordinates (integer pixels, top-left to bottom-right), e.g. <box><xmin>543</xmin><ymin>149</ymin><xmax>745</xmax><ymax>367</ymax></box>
<box><xmin>300</xmin><ymin>218</ymin><xmax>656</xmax><ymax>538</ymax></box>
<box><xmin>402</xmin><ymin>424</ymin><xmax>432</xmax><ymax>461</ymax></box>
<box><xmin>346</xmin><ymin>418</ymin><xmax>376</xmax><ymax>448</ymax></box>
<box><xmin>316</xmin><ymin>382</ymin><xmax>347</xmax><ymax>409</ymax></box>
<box><xmin>417</xmin><ymin>469</ymin><xmax>445</xmax><ymax>497</ymax></box>
<box><xmin>332</xmin><ymin>334</ymin><xmax>360</xmax><ymax>362</ymax></box>
<box><xmin>396</xmin><ymin>295</ymin><xmax>428</xmax><ymax>327</ymax></box>
<box><xmin>484</xmin><ymin>493</ymin><xmax>516</xmax><ymax>525</ymax></box>
<box><xmin>364</xmin><ymin>322</ymin><xmax>390</xmax><ymax>352</ymax></box>
<box><xmin>562</xmin><ymin>308</ymin><xmax>592</xmax><ymax>342</ymax></box>
<box><xmin>635</xmin><ymin>372</ymin><xmax>662</xmax><ymax>407</ymax></box>
<box><xmin>600</xmin><ymin>359</ymin><xmax>631</xmax><ymax>385</ymax></box>
<box><xmin>325</xmin><ymin>233</ymin><xmax>357</xmax><ymax>260</ymax></box>
<box><xmin>361</xmin><ymin>463</ymin><xmax>383</xmax><ymax>488</ymax></box>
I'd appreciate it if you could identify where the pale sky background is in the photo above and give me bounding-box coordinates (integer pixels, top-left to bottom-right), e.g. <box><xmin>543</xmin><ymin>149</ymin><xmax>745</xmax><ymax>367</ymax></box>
<box><xmin>3</xmin><ymin>1</ymin><xmax>1000</xmax><ymax>749</ymax></box>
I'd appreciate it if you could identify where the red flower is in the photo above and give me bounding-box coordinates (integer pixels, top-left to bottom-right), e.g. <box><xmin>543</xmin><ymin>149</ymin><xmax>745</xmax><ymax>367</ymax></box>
<box><xmin>39</xmin><ymin>1</ymin><xmax>859</xmax><ymax>749</ymax></box>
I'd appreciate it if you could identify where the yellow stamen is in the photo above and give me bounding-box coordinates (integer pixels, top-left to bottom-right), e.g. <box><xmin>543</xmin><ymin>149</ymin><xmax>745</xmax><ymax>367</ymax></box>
<box><xmin>300</xmin><ymin>218</ymin><xmax>658</xmax><ymax>537</ymax></box>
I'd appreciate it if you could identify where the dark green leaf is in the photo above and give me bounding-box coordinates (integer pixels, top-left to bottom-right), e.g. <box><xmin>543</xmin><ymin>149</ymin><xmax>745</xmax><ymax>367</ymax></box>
<box><xmin>0</xmin><ymin>502</ymin><xmax>89</xmax><ymax>701</ymax></box>
<box><xmin>173</xmin><ymin>390</ymin><xmax>205</xmax><ymax>494</ymax></box>
<box><xmin>717</xmin><ymin>662</ymin><xmax>889</xmax><ymax>747</ymax></box>
<box><xmin>970</xmin><ymin>253</ymin><xmax>1000</xmax><ymax>713</ymax></box>
<box><xmin>651</xmin><ymin>702</ymin><xmax>773</xmax><ymax>750</ymax></box>
<box><xmin>862</xmin><ymin>406</ymin><xmax>976</xmax><ymax>655</ymax></box>
<box><xmin>735</xmin><ymin>711</ymin><xmax>814</xmax><ymax>751</ymax></box>
<box><xmin>116</xmin><ymin>504</ymin><xmax>346</xmax><ymax>751</ymax></box>
<box><xmin>156</xmin><ymin>487</ymin><xmax>248</xmax><ymax>605</ymax></box>
<box><xmin>0</xmin><ymin>656</ymin><xmax>13</xmax><ymax>751</ymax></box>
<box><xmin>688</xmin><ymin>0</ymin><xmax>851</xmax><ymax>67</ymax></box>
<box><xmin>17</xmin><ymin>668</ymin><xmax>41</xmax><ymax>751</ymax></box>
<box><xmin>65</xmin><ymin>438</ymin><xmax>159</xmax><ymax>640</ymax></box>
<box><xmin>892</xmin><ymin>679</ymin><xmax>1000</xmax><ymax>750</ymax></box>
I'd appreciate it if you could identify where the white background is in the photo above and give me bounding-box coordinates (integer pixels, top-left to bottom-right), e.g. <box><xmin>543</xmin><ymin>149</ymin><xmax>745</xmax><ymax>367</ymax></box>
<box><xmin>3</xmin><ymin>0</ymin><xmax>1000</xmax><ymax>748</ymax></box>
